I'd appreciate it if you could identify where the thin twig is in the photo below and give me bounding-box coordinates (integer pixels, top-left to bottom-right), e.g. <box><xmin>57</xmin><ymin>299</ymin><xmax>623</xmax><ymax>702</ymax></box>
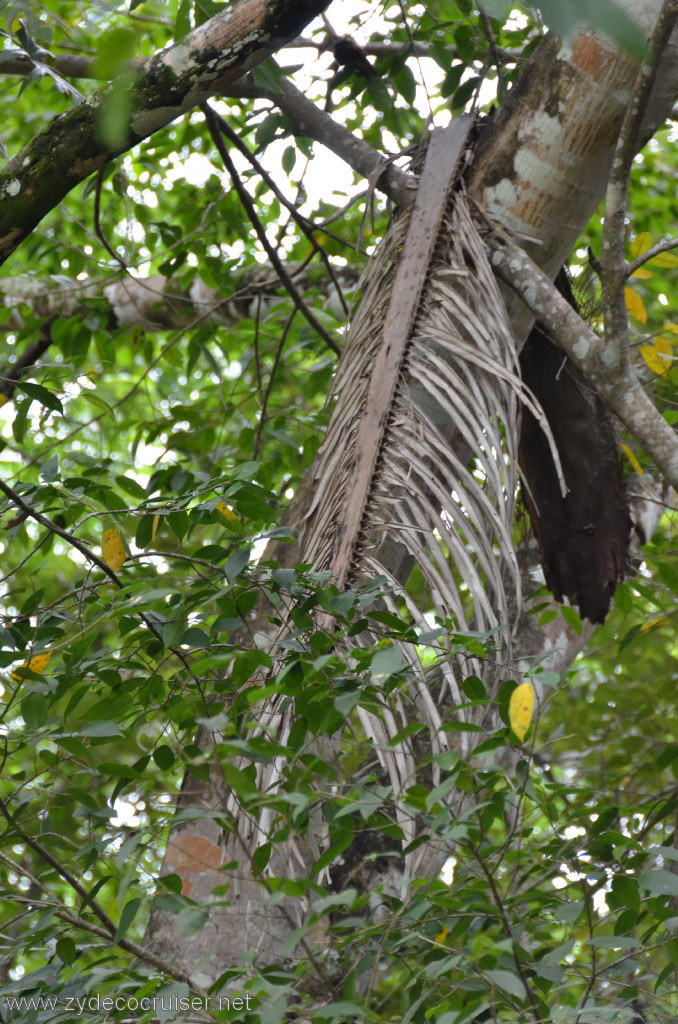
<box><xmin>253</xmin><ymin>307</ymin><xmax>297</xmax><ymax>457</ymax></box>
<box><xmin>209</xmin><ymin>109</ymin><xmax>350</xmax><ymax>318</ymax></box>
<box><xmin>94</xmin><ymin>165</ymin><xmax>129</xmax><ymax>270</ymax></box>
<box><xmin>0</xmin><ymin>793</ymin><xmax>118</xmax><ymax>936</ymax></box>
<box><xmin>201</xmin><ymin>102</ymin><xmax>341</xmax><ymax>355</ymax></box>
<box><xmin>478</xmin><ymin>4</ymin><xmax>506</xmax><ymax>101</ymax></box>
<box><xmin>626</xmin><ymin>235</ymin><xmax>678</xmax><ymax>277</ymax></box>
<box><xmin>224</xmin><ymin>75</ymin><xmax>416</xmax><ymax>209</ymax></box>
<box><xmin>0</xmin><ymin>321</ymin><xmax>54</xmax><ymax>402</ymax></box>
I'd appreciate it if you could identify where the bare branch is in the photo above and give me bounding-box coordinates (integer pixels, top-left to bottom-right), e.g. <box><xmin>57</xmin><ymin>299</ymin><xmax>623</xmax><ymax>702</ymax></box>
<box><xmin>225</xmin><ymin>74</ymin><xmax>417</xmax><ymax>208</ymax></box>
<box><xmin>205</xmin><ymin>107</ymin><xmax>350</xmax><ymax>317</ymax></box>
<box><xmin>0</xmin><ymin>51</ymin><xmax>134</xmax><ymax>79</ymax></box>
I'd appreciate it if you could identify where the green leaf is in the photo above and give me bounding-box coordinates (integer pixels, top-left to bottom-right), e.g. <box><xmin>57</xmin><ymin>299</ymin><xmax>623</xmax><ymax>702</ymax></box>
<box><xmin>181</xmin><ymin>626</ymin><xmax>210</xmax><ymax>648</ymax></box>
<box><xmin>21</xmin><ymin>691</ymin><xmax>48</xmax><ymax>730</ymax></box>
<box><xmin>153</xmin><ymin>745</ymin><xmax>175</xmax><ymax>770</ymax></box>
<box><xmin>485</xmin><ymin>970</ymin><xmax>527</xmax><ymax>999</ymax></box>
<box><xmin>115</xmin><ymin>897</ymin><xmax>142</xmax><ymax>940</ymax></box>
<box><xmin>175</xmin><ymin>0</ymin><xmax>191</xmax><ymax>40</ymax></box>
<box><xmin>15</xmin><ymin>381</ymin><xmax>63</xmax><ymax>414</ymax></box>
<box><xmin>611</xmin><ymin>874</ymin><xmax>640</xmax><ymax>912</ymax></box>
<box><xmin>56</xmin><ymin>936</ymin><xmax>77</xmax><ymax>964</ymax></box>
<box><xmin>552</xmin><ymin>900</ymin><xmax>585</xmax><ymax>923</ymax></box>
<box><xmin>80</xmin><ymin>721</ymin><xmax>123</xmax><ymax>738</ymax></box>
<box><xmin>252</xmin><ymin>57</ymin><xmax>284</xmax><ymax>93</ymax></box>
<box><xmin>370</xmin><ymin>647</ymin><xmax>405</xmax><ymax>679</ymax></box>
<box><xmin>560</xmin><ymin>605</ymin><xmax>583</xmax><ymax>634</ymax></box>
<box><xmin>640</xmin><ymin>869</ymin><xmax>678</xmax><ymax>896</ymax></box>
<box><xmin>175</xmin><ymin>906</ymin><xmax>209</xmax><ymax>937</ymax></box>
<box><xmin>223</xmin><ymin>546</ymin><xmax>251</xmax><ymax>581</ymax></box>
<box><xmin>163</xmin><ymin>619</ymin><xmax>186</xmax><ymax>647</ymax></box>
<box><xmin>311</xmin><ymin>1003</ymin><xmax>364</xmax><ymax>1019</ymax></box>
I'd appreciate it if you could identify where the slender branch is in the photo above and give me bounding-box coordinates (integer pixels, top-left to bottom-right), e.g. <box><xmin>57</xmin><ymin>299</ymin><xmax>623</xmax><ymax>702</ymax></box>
<box><xmin>93</xmin><ymin>166</ymin><xmax>128</xmax><ymax>271</ymax></box>
<box><xmin>254</xmin><ymin>307</ymin><xmax>297</xmax><ymax>456</ymax></box>
<box><xmin>478</xmin><ymin>5</ymin><xmax>507</xmax><ymax>101</ymax></box>
<box><xmin>0</xmin><ymin>478</ymin><xmax>120</xmax><ymax>581</ymax></box>
<box><xmin>488</xmin><ymin>234</ymin><xmax>678</xmax><ymax>489</ymax></box>
<box><xmin>201</xmin><ymin>101</ymin><xmax>341</xmax><ymax>356</ymax></box>
<box><xmin>466</xmin><ymin>838</ymin><xmax>541</xmax><ymax>1021</ymax></box>
<box><xmin>0</xmin><ymin>855</ymin><xmax>210</xmax><ymax>1000</ymax></box>
<box><xmin>0</xmin><ymin>51</ymin><xmax>121</xmax><ymax>78</ymax></box>
<box><xmin>290</xmin><ymin>36</ymin><xmax>524</xmax><ymax>63</ymax></box>
<box><xmin>0</xmin><ymin>321</ymin><xmax>53</xmax><ymax>401</ymax></box>
<box><xmin>626</xmin><ymin>235</ymin><xmax>678</xmax><ymax>277</ymax></box>
<box><xmin>0</xmin><ymin>793</ymin><xmax>118</xmax><ymax>937</ymax></box>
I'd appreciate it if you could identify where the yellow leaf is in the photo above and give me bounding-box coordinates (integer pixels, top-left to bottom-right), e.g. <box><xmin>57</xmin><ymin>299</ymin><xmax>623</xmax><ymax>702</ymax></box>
<box><xmin>640</xmin><ymin>340</ymin><xmax>671</xmax><ymax>375</ymax></box>
<box><xmin>435</xmin><ymin>926</ymin><xmax>448</xmax><ymax>945</ymax></box>
<box><xmin>216</xmin><ymin>501</ymin><xmax>239</xmax><ymax>528</ymax></box>
<box><xmin>640</xmin><ymin>615</ymin><xmax>668</xmax><ymax>633</ymax></box>
<box><xmin>509</xmin><ymin>682</ymin><xmax>534</xmax><ymax>743</ymax></box>
<box><xmin>621</xmin><ymin>443</ymin><xmax>643</xmax><ymax>475</ymax></box>
<box><xmin>624</xmin><ymin>287</ymin><xmax>647</xmax><ymax>324</ymax></box>
<box><xmin>102</xmin><ymin>528</ymin><xmax>127</xmax><ymax>572</ymax></box>
<box><xmin>630</xmin><ymin>267</ymin><xmax>652</xmax><ymax>280</ymax></box>
<box><xmin>629</xmin><ymin>232</ymin><xmax>653</xmax><ymax>258</ymax></box>
<box><xmin>0</xmin><ymin>394</ymin><xmax>8</xmax><ymax>407</ymax></box>
<box><xmin>649</xmin><ymin>250</ymin><xmax>678</xmax><ymax>268</ymax></box>
<box><xmin>151</xmin><ymin>514</ymin><xmax>160</xmax><ymax>544</ymax></box>
<box><xmin>662</xmin><ymin>322</ymin><xmax>678</xmax><ymax>335</ymax></box>
<box><xmin>11</xmin><ymin>650</ymin><xmax>51</xmax><ymax>681</ymax></box>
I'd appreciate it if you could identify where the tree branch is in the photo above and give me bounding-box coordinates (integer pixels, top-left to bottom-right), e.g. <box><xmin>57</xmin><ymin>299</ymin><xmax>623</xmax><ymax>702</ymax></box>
<box><xmin>626</xmin><ymin>235</ymin><xmax>678</xmax><ymax>276</ymax></box>
<box><xmin>225</xmin><ymin>74</ymin><xmax>417</xmax><ymax>208</ymax></box>
<box><xmin>488</xmin><ymin>233</ymin><xmax>678</xmax><ymax>489</ymax></box>
<box><xmin>0</xmin><ymin>0</ymin><xmax>332</xmax><ymax>267</ymax></box>
<box><xmin>205</xmin><ymin>107</ymin><xmax>350</xmax><ymax>317</ymax></box>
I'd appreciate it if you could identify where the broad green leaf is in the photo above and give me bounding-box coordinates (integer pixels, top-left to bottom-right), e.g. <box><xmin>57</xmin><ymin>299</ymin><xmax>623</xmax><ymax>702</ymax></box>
<box><xmin>486</xmin><ymin>969</ymin><xmax>527</xmax><ymax>999</ymax></box>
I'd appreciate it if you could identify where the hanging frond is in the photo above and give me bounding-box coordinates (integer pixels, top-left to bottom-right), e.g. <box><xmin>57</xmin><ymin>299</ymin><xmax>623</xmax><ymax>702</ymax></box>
<box><xmin>223</xmin><ymin>122</ymin><xmax>560</xmax><ymax>872</ymax></box>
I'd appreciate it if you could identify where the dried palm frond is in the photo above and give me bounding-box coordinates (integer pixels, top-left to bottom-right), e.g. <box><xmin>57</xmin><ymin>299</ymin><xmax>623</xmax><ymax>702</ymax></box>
<box><xmin>223</xmin><ymin>122</ymin><xmax>560</xmax><ymax>874</ymax></box>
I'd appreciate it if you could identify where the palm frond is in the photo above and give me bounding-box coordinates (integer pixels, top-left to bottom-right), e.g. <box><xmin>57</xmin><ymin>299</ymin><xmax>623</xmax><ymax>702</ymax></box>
<box><xmin>224</xmin><ymin>125</ymin><xmax>559</xmax><ymax>872</ymax></box>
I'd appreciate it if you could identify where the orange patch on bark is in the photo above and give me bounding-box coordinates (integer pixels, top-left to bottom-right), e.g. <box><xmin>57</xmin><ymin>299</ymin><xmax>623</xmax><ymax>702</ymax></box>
<box><xmin>570</xmin><ymin>35</ymin><xmax>612</xmax><ymax>79</ymax></box>
<box><xmin>165</xmin><ymin>830</ymin><xmax>223</xmax><ymax>892</ymax></box>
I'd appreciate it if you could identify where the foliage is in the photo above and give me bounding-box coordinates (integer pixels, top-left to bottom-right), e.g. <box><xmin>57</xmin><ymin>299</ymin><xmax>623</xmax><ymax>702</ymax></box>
<box><xmin>0</xmin><ymin>1</ymin><xmax>677</xmax><ymax>1022</ymax></box>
